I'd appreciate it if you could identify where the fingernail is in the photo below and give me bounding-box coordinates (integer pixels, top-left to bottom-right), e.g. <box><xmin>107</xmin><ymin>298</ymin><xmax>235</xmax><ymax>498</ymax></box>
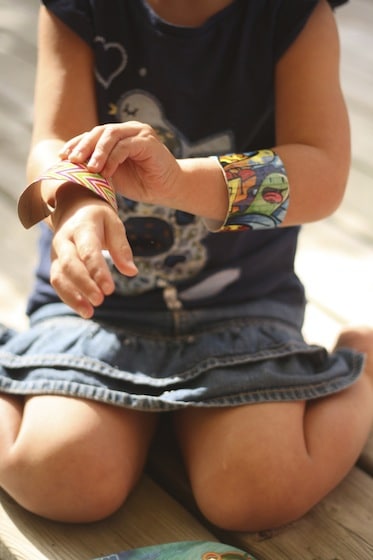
<box><xmin>88</xmin><ymin>156</ymin><xmax>99</xmax><ymax>169</ymax></box>
<box><xmin>71</xmin><ymin>149</ymin><xmax>83</xmax><ymax>160</ymax></box>
<box><xmin>80</xmin><ymin>307</ymin><xmax>93</xmax><ymax>319</ymax></box>
<box><xmin>127</xmin><ymin>261</ymin><xmax>138</xmax><ymax>275</ymax></box>
<box><xmin>102</xmin><ymin>281</ymin><xmax>114</xmax><ymax>295</ymax></box>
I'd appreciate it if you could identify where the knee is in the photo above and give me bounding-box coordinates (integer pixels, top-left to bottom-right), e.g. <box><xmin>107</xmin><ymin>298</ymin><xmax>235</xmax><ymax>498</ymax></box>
<box><xmin>1</xmin><ymin>441</ymin><xmax>136</xmax><ymax>522</ymax></box>
<box><xmin>191</xmin><ymin>468</ymin><xmax>312</xmax><ymax>532</ymax></box>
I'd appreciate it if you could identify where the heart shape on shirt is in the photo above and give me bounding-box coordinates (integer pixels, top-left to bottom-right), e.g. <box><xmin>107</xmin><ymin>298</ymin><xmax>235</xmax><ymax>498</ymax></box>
<box><xmin>94</xmin><ymin>36</ymin><xmax>128</xmax><ymax>89</ymax></box>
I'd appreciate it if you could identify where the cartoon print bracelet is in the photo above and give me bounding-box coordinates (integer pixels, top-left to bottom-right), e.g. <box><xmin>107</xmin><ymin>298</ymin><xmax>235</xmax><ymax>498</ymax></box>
<box><xmin>18</xmin><ymin>160</ymin><xmax>117</xmax><ymax>229</ymax></box>
<box><xmin>216</xmin><ymin>149</ymin><xmax>290</xmax><ymax>231</ymax></box>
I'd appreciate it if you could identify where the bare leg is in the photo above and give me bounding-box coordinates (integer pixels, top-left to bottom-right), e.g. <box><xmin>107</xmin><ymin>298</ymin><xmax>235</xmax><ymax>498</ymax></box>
<box><xmin>174</xmin><ymin>328</ymin><xmax>373</xmax><ymax>532</ymax></box>
<box><xmin>0</xmin><ymin>394</ymin><xmax>157</xmax><ymax>522</ymax></box>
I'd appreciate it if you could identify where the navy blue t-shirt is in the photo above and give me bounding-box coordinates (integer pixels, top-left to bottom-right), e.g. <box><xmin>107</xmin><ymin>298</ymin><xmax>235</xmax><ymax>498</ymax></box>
<box><xmin>28</xmin><ymin>0</ymin><xmax>345</xmax><ymax>317</ymax></box>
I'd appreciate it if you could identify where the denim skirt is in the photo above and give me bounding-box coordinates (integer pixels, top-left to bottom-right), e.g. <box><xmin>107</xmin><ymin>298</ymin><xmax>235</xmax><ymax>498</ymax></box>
<box><xmin>0</xmin><ymin>301</ymin><xmax>364</xmax><ymax>411</ymax></box>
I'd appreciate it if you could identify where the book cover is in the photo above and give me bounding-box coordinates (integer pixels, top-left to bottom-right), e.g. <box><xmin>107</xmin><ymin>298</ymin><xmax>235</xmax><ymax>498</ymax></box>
<box><xmin>93</xmin><ymin>540</ymin><xmax>257</xmax><ymax>560</ymax></box>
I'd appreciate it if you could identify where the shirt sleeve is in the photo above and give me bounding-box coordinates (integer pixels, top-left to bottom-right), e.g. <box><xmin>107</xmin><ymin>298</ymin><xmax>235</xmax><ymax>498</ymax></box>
<box><xmin>328</xmin><ymin>0</ymin><xmax>348</xmax><ymax>7</ymax></box>
<box><xmin>41</xmin><ymin>0</ymin><xmax>95</xmax><ymax>46</ymax></box>
<box><xmin>272</xmin><ymin>0</ymin><xmax>348</xmax><ymax>62</ymax></box>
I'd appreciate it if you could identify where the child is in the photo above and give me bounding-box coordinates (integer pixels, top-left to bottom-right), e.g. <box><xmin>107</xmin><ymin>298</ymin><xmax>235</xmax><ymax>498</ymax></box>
<box><xmin>0</xmin><ymin>0</ymin><xmax>372</xmax><ymax>532</ymax></box>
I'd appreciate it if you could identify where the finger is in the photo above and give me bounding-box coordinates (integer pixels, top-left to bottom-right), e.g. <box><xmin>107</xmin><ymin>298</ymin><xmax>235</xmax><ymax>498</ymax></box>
<box><xmin>86</xmin><ymin>122</ymin><xmax>154</xmax><ymax>175</ymax></box>
<box><xmin>85</xmin><ymin>126</ymin><xmax>130</xmax><ymax>175</ymax></box>
<box><xmin>67</xmin><ymin>127</ymin><xmax>106</xmax><ymax>164</ymax></box>
<box><xmin>103</xmin><ymin>214</ymin><xmax>138</xmax><ymax>277</ymax></box>
<box><xmin>103</xmin><ymin>123</ymin><xmax>161</xmax><ymax>177</ymax></box>
<box><xmin>73</xmin><ymin>226</ymin><xmax>116</xmax><ymax>296</ymax></box>
<box><xmin>97</xmin><ymin>138</ymin><xmax>131</xmax><ymax>178</ymax></box>
<box><xmin>58</xmin><ymin>133</ymin><xmax>87</xmax><ymax>160</ymax></box>
<box><xmin>64</xmin><ymin>122</ymin><xmax>153</xmax><ymax>174</ymax></box>
<box><xmin>50</xmin><ymin>245</ymin><xmax>99</xmax><ymax>319</ymax></box>
<box><xmin>52</xmin><ymin>274</ymin><xmax>95</xmax><ymax>319</ymax></box>
<box><xmin>51</xmin><ymin>236</ymin><xmax>108</xmax><ymax>312</ymax></box>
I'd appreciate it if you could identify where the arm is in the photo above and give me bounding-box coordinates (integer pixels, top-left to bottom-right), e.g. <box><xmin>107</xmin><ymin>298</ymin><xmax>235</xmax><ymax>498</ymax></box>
<box><xmin>274</xmin><ymin>0</ymin><xmax>350</xmax><ymax>225</ymax></box>
<box><xmin>27</xmin><ymin>7</ymin><xmax>137</xmax><ymax>318</ymax></box>
<box><xmin>60</xmin><ymin>0</ymin><xmax>349</xmax><ymax>228</ymax></box>
<box><xmin>28</xmin><ymin>7</ymin><xmax>98</xmax><ymax>181</ymax></box>
<box><xmin>184</xmin><ymin>0</ymin><xmax>350</xmax><ymax>226</ymax></box>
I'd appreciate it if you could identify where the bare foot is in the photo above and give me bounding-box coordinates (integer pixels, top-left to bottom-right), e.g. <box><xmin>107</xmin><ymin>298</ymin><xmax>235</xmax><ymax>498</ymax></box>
<box><xmin>335</xmin><ymin>326</ymin><xmax>373</xmax><ymax>382</ymax></box>
<box><xmin>336</xmin><ymin>326</ymin><xmax>373</xmax><ymax>352</ymax></box>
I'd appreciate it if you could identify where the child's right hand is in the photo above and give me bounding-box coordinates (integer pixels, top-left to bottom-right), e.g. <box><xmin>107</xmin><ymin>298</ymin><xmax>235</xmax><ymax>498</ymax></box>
<box><xmin>49</xmin><ymin>186</ymin><xmax>137</xmax><ymax>319</ymax></box>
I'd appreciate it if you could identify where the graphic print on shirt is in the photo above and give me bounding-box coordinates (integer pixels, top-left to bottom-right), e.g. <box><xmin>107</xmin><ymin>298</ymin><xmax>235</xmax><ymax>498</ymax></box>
<box><xmin>94</xmin><ymin>37</ymin><xmax>128</xmax><ymax>89</ymax></box>
<box><xmin>112</xmin><ymin>198</ymin><xmax>209</xmax><ymax>296</ymax></box>
<box><xmin>109</xmin><ymin>90</ymin><xmax>233</xmax><ymax>157</ymax></box>
<box><xmin>104</xmin><ymin>88</ymin><xmax>239</xmax><ymax>301</ymax></box>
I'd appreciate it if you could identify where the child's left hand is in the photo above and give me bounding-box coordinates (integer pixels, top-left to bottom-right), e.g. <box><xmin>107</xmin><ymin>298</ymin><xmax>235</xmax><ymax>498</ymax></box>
<box><xmin>50</xmin><ymin>186</ymin><xmax>137</xmax><ymax>319</ymax></box>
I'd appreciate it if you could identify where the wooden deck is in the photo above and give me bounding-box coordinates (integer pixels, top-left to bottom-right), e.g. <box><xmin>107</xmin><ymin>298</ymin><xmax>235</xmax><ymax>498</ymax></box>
<box><xmin>0</xmin><ymin>0</ymin><xmax>372</xmax><ymax>558</ymax></box>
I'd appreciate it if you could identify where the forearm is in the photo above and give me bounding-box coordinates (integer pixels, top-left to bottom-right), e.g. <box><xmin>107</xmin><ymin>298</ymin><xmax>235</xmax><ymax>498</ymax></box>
<box><xmin>173</xmin><ymin>141</ymin><xmax>349</xmax><ymax>230</ymax></box>
<box><xmin>21</xmin><ymin>141</ymin><xmax>117</xmax><ymax>230</ymax></box>
<box><xmin>275</xmin><ymin>142</ymin><xmax>350</xmax><ymax>226</ymax></box>
<box><xmin>23</xmin><ymin>139</ymin><xmax>73</xmax><ymax>228</ymax></box>
<box><xmin>27</xmin><ymin>138</ymin><xmax>65</xmax><ymax>179</ymax></box>
<box><xmin>21</xmin><ymin>5</ymin><xmax>99</xmax><ymax>227</ymax></box>
<box><xmin>174</xmin><ymin>156</ymin><xmax>228</xmax><ymax>225</ymax></box>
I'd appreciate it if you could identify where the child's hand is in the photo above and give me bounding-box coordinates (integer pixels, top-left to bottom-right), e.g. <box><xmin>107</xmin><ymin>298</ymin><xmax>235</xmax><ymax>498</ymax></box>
<box><xmin>50</xmin><ymin>187</ymin><xmax>137</xmax><ymax>319</ymax></box>
<box><xmin>59</xmin><ymin>122</ymin><xmax>181</xmax><ymax>208</ymax></box>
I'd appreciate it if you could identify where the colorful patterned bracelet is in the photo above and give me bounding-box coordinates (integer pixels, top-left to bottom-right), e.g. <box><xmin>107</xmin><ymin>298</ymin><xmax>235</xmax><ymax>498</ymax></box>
<box><xmin>18</xmin><ymin>160</ymin><xmax>117</xmax><ymax>229</ymax></box>
<box><xmin>216</xmin><ymin>149</ymin><xmax>290</xmax><ymax>231</ymax></box>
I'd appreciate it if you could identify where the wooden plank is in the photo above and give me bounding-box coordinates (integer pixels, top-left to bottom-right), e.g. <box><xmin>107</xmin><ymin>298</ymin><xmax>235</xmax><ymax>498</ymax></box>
<box><xmin>0</xmin><ymin>50</ymin><xmax>35</xmax><ymax>199</ymax></box>
<box><xmin>0</xmin><ymin>0</ymin><xmax>39</xmax><ymax>49</ymax></box>
<box><xmin>331</xmin><ymin>168</ymin><xmax>373</xmax><ymax>246</ymax></box>
<box><xmin>0</xmin><ymin>2</ymin><xmax>38</xmax><ymax>328</ymax></box>
<box><xmin>301</xmin><ymin>301</ymin><xmax>342</xmax><ymax>350</ymax></box>
<box><xmin>148</xmin><ymin>428</ymin><xmax>373</xmax><ymax>560</ymax></box>
<box><xmin>0</xmin><ymin>196</ymin><xmax>37</xmax><ymax>331</ymax></box>
<box><xmin>0</xmin><ymin>3</ymin><xmax>372</xmax><ymax>560</ymax></box>
<box><xmin>336</xmin><ymin>0</ymin><xmax>373</xmax><ymax>115</ymax></box>
<box><xmin>296</xmin><ymin>218</ymin><xmax>373</xmax><ymax>329</ymax></box>
<box><xmin>231</xmin><ymin>468</ymin><xmax>373</xmax><ymax>560</ymax></box>
<box><xmin>359</xmin><ymin>429</ymin><xmax>373</xmax><ymax>477</ymax></box>
<box><xmin>0</xmin><ymin>0</ymin><xmax>37</xmax><ymax>200</ymax></box>
<box><xmin>0</xmin><ymin>476</ymin><xmax>216</xmax><ymax>560</ymax></box>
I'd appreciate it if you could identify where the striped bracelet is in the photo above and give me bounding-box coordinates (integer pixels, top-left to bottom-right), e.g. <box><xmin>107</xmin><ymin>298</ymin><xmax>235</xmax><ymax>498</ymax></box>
<box><xmin>18</xmin><ymin>160</ymin><xmax>117</xmax><ymax>229</ymax></box>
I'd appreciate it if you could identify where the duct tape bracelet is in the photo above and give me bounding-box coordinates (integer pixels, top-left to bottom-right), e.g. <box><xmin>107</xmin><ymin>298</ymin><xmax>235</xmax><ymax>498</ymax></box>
<box><xmin>216</xmin><ymin>149</ymin><xmax>290</xmax><ymax>231</ymax></box>
<box><xmin>18</xmin><ymin>160</ymin><xmax>117</xmax><ymax>229</ymax></box>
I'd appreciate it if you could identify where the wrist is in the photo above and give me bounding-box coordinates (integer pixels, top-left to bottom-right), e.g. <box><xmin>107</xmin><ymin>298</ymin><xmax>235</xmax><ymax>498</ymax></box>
<box><xmin>174</xmin><ymin>157</ymin><xmax>228</xmax><ymax>225</ymax></box>
<box><xmin>216</xmin><ymin>150</ymin><xmax>290</xmax><ymax>231</ymax></box>
<box><xmin>18</xmin><ymin>160</ymin><xmax>117</xmax><ymax>229</ymax></box>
